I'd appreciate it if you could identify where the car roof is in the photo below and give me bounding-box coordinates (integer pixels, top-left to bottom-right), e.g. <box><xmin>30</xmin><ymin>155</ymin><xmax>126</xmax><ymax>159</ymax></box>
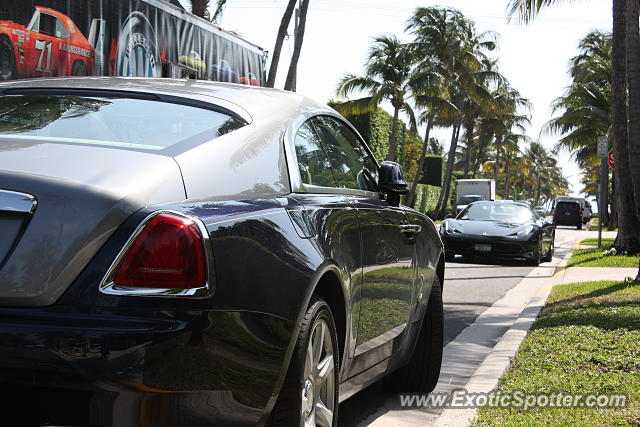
<box><xmin>0</xmin><ymin>77</ymin><xmax>345</xmax><ymax>200</ymax></box>
<box><xmin>0</xmin><ymin>77</ymin><xmax>331</xmax><ymax>124</ymax></box>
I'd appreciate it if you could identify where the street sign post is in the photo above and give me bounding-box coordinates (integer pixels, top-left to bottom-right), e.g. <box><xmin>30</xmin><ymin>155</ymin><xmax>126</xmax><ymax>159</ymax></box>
<box><xmin>597</xmin><ymin>136</ymin><xmax>608</xmax><ymax>248</ymax></box>
<box><xmin>597</xmin><ymin>136</ymin><xmax>608</xmax><ymax>158</ymax></box>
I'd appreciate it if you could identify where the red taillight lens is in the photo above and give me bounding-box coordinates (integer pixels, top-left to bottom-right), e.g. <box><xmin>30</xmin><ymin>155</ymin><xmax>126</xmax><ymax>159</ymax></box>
<box><xmin>113</xmin><ymin>214</ymin><xmax>206</xmax><ymax>289</ymax></box>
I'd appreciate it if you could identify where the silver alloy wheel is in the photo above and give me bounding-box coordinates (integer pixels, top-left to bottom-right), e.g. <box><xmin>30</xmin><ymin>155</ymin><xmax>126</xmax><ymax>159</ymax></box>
<box><xmin>301</xmin><ymin>318</ymin><xmax>335</xmax><ymax>427</ymax></box>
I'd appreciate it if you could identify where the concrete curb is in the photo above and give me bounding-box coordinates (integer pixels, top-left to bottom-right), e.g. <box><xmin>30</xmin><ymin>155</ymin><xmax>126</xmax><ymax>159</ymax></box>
<box><xmin>434</xmin><ymin>242</ymin><xmax>577</xmax><ymax>426</ymax></box>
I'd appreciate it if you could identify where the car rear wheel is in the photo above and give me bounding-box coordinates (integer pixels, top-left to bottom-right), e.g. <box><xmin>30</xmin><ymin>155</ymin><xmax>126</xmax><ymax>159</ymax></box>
<box><xmin>71</xmin><ymin>60</ymin><xmax>88</xmax><ymax>76</ymax></box>
<box><xmin>0</xmin><ymin>36</ymin><xmax>16</xmax><ymax>80</ymax></box>
<box><xmin>576</xmin><ymin>222</ymin><xmax>582</xmax><ymax>230</ymax></box>
<box><xmin>270</xmin><ymin>296</ymin><xmax>339</xmax><ymax>426</ymax></box>
<box><xmin>385</xmin><ymin>275</ymin><xmax>443</xmax><ymax>392</ymax></box>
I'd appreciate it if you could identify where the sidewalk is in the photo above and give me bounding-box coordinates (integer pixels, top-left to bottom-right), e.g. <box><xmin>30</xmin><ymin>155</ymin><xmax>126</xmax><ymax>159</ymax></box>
<box><xmin>434</xmin><ymin>241</ymin><xmax>638</xmax><ymax>426</ymax></box>
<box><xmin>558</xmin><ymin>267</ymin><xmax>638</xmax><ymax>282</ymax></box>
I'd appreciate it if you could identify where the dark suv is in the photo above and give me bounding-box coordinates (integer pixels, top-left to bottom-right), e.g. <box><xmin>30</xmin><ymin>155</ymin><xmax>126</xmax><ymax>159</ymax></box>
<box><xmin>553</xmin><ymin>201</ymin><xmax>583</xmax><ymax>229</ymax></box>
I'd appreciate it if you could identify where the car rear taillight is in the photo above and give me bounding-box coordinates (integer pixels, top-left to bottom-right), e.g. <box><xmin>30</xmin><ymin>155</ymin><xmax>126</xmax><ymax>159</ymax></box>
<box><xmin>100</xmin><ymin>212</ymin><xmax>211</xmax><ymax>296</ymax></box>
<box><xmin>113</xmin><ymin>214</ymin><xmax>206</xmax><ymax>289</ymax></box>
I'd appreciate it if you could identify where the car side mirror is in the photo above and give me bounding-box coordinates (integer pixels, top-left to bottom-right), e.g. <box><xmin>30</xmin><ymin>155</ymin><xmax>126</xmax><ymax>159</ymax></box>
<box><xmin>378</xmin><ymin>161</ymin><xmax>408</xmax><ymax>206</ymax></box>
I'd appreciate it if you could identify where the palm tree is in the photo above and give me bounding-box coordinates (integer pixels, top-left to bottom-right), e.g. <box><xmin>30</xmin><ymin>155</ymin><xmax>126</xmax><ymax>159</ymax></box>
<box><xmin>404</xmin><ymin>52</ymin><xmax>456</xmax><ymax>206</ymax></box>
<box><xmin>407</xmin><ymin>6</ymin><xmax>497</xmax><ymax>218</ymax></box>
<box><xmin>507</xmin><ymin>0</ymin><xmax>640</xmax><ymax>256</ymax></box>
<box><xmin>625</xmin><ymin>0</ymin><xmax>640</xmax><ymax>254</ymax></box>
<box><xmin>188</xmin><ymin>0</ymin><xmax>210</xmax><ymax>19</ymax></box>
<box><xmin>284</xmin><ymin>0</ymin><xmax>310</xmax><ymax>91</ymax></box>
<box><xmin>543</xmin><ymin>31</ymin><xmax>611</xmax><ymax>202</ymax></box>
<box><xmin>336</xmin><ymin>35</ymin><xmax>417</xmax><ymax>162</ymax></box>
<box><xmin>266</xmin><ymin>0</ymin><xmax>297</xmax><ymax>88</ymax></box>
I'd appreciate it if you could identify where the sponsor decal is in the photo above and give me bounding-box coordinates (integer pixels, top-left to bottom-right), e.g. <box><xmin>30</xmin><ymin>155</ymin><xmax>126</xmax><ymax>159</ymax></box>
<box><xmin>116</xmin><ymin>12</ymin><xmax>160</xmax><ymax>77</ymax></box>
<box><xmin>60</xmin><ymin>43</ymin><xmax>92</xmax><ymax>58</ymax></box>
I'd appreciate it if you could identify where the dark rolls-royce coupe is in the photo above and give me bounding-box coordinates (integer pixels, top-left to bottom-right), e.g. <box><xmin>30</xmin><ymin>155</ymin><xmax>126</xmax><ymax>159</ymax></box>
<box><xmin>440</xmin><ymin>201</ymin><xmax>555</xmax><ymax>265</ymax></box>
<box><xmin>0</xmin><ymin>77</ymin><xmax>445</xmax><ymax>426</ymax></box>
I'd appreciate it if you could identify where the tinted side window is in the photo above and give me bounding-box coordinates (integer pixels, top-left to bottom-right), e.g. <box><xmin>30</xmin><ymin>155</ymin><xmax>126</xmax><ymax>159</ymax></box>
<box><xmin>311</xmin><ymin>116</ymin><xmax>379</xmax><ymax>191</ymax></box>
<box><xmin>293</xmin><ymin>121</ymin><xmax>336</xmax><ymax>187</ymax></box>
<box><xmin>39</xmin><ymin>13</ymin><xmax>57</xmax><ymax>36</ymax></box>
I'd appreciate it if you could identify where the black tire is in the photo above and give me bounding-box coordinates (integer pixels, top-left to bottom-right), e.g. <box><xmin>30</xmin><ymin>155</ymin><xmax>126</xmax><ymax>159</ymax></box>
<box><xmin>444</xmin><ymin>251</ymin><xmax>455</xmax><ymax>262</ymax></box>
<box><xmin>386</xmin><ymin>275</ymin><xmax>444</xmax><ymax>393</ymax></box>
<box><xmin>71</xmin><ymin>60</ymin><xmax>88</xmax><ymax>76</ymax></box>
<box><xmin>577</xmin><ymin>222</ymin><xmax>582</xmax><ymax>230</ymax></box>
<box><xmin>270</xmin><ymin>296</ymin><xmax>339</xmax><ymax>426</ymax></box>
<box><xmin>542</xmin><ymin>233</ymin><xmax>555</xmax><ymax>262</ymax></box>
<box><xmin>527</xmin><ymin>239</ymin><xmax>542</xmax><ymax>266</ymax></box>
<box><xmin>0</xmin><ymin>35</ymin><xmax>16</xmax><ymax>80</ymax></box>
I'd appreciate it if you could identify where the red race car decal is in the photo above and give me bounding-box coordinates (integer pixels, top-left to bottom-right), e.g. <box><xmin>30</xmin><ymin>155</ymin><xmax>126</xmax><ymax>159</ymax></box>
<box><xmin>0</xmin><ymin>6</ymin><xmax>93</xmax><ymax>79</ymax></box>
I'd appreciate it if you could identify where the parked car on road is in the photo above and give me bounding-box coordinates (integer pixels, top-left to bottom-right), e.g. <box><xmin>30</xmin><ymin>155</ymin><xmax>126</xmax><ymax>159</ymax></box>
<box><xmin>553</xmin><ymin>200</ymin><xmax>584</xmax><ymax>229</ymax></box>
<box><xmin>440</xmin><ymin>200</ymin><xmax>555</xmax><ymax>265</ymax></box>
<box><xmin>533</xmin><ymin>205</ymin><xmax>546</xmax><ymax>218</ymax></box>
<box><xmin>554</xmin><ymin>196</ymin><xmax>591</xmax><ymax>224</ymax></box>
<box><xmin>0</xmin><ymin>77</ymin><xmax>445</xmax><ymax>426</ymax></box>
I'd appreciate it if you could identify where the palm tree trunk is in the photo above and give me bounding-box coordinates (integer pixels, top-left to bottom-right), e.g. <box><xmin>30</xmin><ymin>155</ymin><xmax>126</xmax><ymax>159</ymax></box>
<box><xmin>504</xmin><ymin>162</ymin><xmax>512</xmax><ymax>199</ymax></box>
<box><xmin>473</xmin><ymin>128</ymin><xmax>491</xmax><ymax>178</ymax></box>
<box><xmin>612</xmin><ymin>0</ymin><xmax>640</xmax><ymax>252</ymax></box>
<box><xmin>266</xmin><ymin>0</ymin><xmax>297</xmax><ymax>88</ymax></box>
<box><xmin>387</xmin><ymin>107</ymin><xmax>401</xmax><ymax>162</ymax></box>
<box><xmin>462</xmin><ymin>120</ymin><xmax>474</xmax><ymax>178</ymax></box>
<box><xmin>609</xmin><ymin>172</ymin><xmax>617</xmax><ymax>229</ymax></box>
<box><xmin>406</xmin><ymin>115</ymin><xmax>434</xmax><ymax>207</ymax></box>
<box><xmin>284</xmin><ymin>0</ymin><xmax>310</xmax><ymax>92</ymax></box>
<box><xmin>434</xmin><ymin>120</ymin><xmax>461</xmax><ymax>218</ymax></box>
<box><xmin>190</xmin><ymin>0</ymin><xmax>209</xmax><ymax>18</ymax></box>
<box><xmin>625</xmin><ymin>0</ymin><xmax>640</xmax><ymax>256</ymax></box>
<box><xmin>493</xmin><ymin>136</ymin><xmax>502</xmax><ymax>181</ymax></box>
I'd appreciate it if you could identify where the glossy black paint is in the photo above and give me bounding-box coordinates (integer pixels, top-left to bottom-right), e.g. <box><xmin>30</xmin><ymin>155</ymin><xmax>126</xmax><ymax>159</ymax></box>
<box><xmin>0</xmin><ymin>193</ymin><xmax>444</xmax><ymax>426</ymax></box>
<box><xmin>441</xmin><ymin>215</ymin><xmax>554</xmax><ymax>262</ymax></box>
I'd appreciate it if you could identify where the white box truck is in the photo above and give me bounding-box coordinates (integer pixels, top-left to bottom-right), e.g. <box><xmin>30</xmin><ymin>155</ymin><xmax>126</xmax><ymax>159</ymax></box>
<box><xmin>456</xmin><ymin>179</ymin><xmax>496</xmax><ymax>214</ymax></box>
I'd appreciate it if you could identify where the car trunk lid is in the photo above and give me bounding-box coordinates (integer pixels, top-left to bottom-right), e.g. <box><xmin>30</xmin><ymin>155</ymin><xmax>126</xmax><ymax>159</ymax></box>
<box><xmin>0</xmin><ymin>141</ymin><xmax>186</xmax><ymax>306</ymax></box>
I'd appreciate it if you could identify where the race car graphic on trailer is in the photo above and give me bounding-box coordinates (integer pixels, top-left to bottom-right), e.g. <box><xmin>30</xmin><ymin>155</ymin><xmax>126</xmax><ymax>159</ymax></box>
<box><xmin>0</xmin><ymin>6</ymin><xmax>93</xmax><ymax>80</ymax></box>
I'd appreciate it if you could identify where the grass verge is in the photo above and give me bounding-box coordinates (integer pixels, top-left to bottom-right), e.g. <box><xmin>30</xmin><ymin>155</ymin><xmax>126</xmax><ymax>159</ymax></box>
<box><xmin>567</xmin><ymin>240</ymin><xmax>639</xmax><ymax>267</ymax></box>
<box><xmin>580</xmin><ymin>238</ymin><xmax>615</xmax><ymax>247</ymax></box>
<box><xmin>588</xmin><ymin>218</ymin><xmax>618</xmax><ymax>232</ymax></box>
<box><xmin>473</xmin><ymin>280</ymin><xmax>640</xmax><ymax>426</ymax></box>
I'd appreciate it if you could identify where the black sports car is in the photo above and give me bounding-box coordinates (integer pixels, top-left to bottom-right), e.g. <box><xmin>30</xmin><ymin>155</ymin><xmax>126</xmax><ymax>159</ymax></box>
<box><xmin>0</xmin><ymin>77</ymin><xmax>445</xmax><ymax>426</ymax></box>
<box><xmin>440</xmin><ymin>201</ymin><xmax>555</xmax><ymax>265</ymax></box>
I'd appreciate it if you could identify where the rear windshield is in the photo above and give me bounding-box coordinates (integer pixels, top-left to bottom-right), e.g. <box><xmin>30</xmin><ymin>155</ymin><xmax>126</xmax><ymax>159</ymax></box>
<box><xmin>0</xmin><ymin>94</ymin><xmax>245</xmax><ymax>151</ymax></box>
<box><xmin>556</xmin><ymin>202</ymin><xmax>580</xmax><ymax>213</ymax></box>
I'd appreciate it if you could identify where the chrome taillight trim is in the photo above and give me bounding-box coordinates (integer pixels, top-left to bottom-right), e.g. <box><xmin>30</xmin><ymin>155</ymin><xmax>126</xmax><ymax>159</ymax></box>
<box><xmin>0</xmin><ymin>189</ymin><xmax>37</xmax><ymax>214</ymax></box>
<box><xmin>99</xmin><ymin>210</ymin><xmax>214</xmax><ymax>298</ymax></box>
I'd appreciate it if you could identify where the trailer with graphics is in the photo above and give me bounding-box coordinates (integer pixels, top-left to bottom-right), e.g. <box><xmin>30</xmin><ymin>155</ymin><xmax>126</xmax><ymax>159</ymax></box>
<box><xmin>0</xmin><ymin>0</ymin><xmax>266</xmax><ymax>84</ymax></box>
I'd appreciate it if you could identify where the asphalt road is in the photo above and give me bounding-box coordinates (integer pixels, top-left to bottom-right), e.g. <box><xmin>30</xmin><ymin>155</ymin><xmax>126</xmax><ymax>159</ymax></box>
<box><xmin>339</xmin><ymin>226</ymin><xmax>586</xmax><ymax>426</ymax></box>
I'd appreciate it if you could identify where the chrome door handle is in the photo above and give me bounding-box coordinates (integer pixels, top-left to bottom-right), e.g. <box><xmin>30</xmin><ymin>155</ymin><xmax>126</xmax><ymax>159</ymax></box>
<box><xmin>399</xmin><ymin>224</ymin><xmax>422</xmax><ymax>235</ymax></box>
